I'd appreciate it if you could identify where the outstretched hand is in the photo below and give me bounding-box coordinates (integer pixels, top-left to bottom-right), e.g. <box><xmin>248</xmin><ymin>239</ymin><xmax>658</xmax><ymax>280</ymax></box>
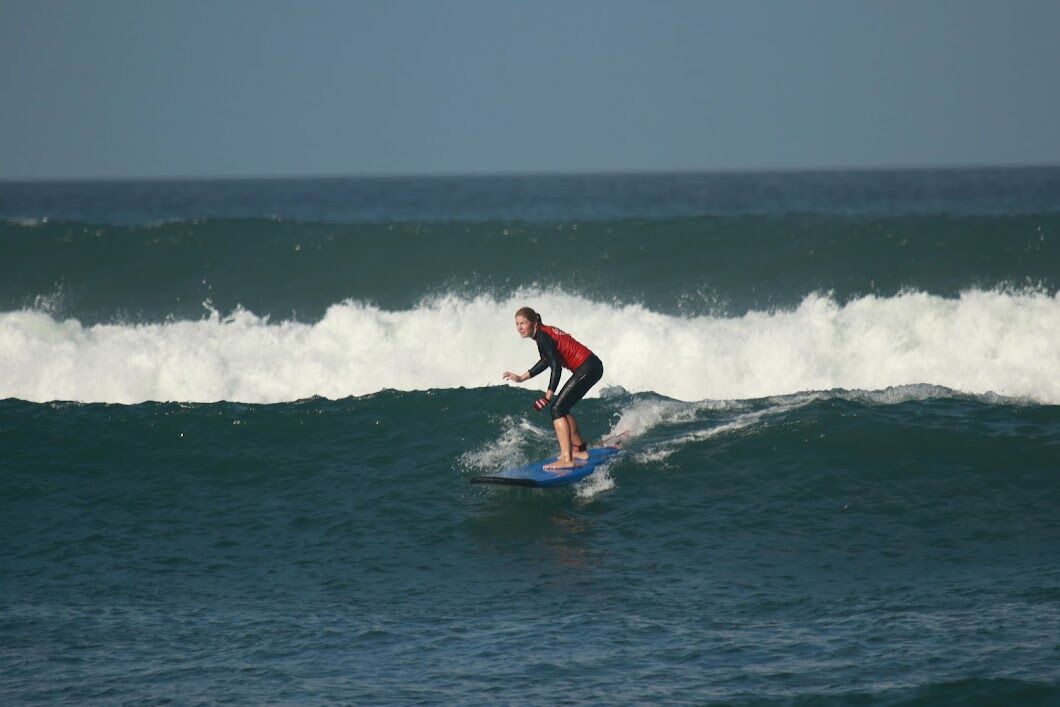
<box><xmin>502</xmin><ymin>371</ymin><xmax>526</xmax><ymax>383</ymax></box>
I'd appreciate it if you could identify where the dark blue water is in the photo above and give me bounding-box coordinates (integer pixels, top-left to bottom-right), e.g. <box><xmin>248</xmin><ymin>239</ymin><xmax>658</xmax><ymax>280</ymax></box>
<box><xmin>3</xmin><ymin>168</ymin><xmax>1060</xmax><ymax>224</ymax></box>
<box><xmin>2</xmin><ymin>169</ymin><xmax>1059</xmax><ymax>704</ymax></box>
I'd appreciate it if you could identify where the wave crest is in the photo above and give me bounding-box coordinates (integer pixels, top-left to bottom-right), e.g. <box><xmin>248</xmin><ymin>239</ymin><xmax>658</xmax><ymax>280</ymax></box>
<box><xmin>1</xmin><ymin>288</ymin><xmax>1058</xmax><ymax>404</ymax></box>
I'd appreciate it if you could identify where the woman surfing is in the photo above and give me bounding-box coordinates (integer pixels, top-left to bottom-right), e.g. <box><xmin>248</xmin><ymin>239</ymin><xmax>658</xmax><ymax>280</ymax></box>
<box><xmin>503</xmin><ymin>307</ymin><xmax>604</xmax><ymax>471</ymax></box>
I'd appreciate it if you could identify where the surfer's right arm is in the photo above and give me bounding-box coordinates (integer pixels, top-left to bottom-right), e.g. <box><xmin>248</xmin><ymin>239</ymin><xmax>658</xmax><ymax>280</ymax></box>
<box><xmin>502</xmin><ymin>358</ymin><xmax>546</xmax><ymax>384</ymax></box>
<box><xmin>502</xmin><ymin>331</ymin><xmax>561</xmax><ymax>396</ymax></box>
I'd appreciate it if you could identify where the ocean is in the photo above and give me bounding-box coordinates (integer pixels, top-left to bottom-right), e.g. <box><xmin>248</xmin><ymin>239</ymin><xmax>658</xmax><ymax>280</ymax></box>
<box><xmin>2</xmin><ymin>169</ymin><xmax>1059</xmax><ymax>704</ymax></box>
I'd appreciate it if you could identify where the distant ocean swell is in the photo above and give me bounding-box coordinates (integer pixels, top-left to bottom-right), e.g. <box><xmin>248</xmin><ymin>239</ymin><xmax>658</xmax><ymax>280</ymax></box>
<box><xmin>2</xmin><ymin>287</ymin><xmax>1057</xmax><ymax>404</ymax></box>
<box><xmin>1</xmin><ymin>213</ymin><xmax>1056</xmax><ymax>323</ymax></box>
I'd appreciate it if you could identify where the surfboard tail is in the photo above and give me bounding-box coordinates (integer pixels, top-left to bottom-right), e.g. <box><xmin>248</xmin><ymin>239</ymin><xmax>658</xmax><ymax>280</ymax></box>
<box><xmin>599</xmin><ymin>430</ymin><xmax>630</xmax><ymax>448</ymax></box>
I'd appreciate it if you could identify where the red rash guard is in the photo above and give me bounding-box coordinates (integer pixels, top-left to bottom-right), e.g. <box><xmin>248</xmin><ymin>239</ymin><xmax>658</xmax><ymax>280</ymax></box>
<box><xmin>537</xmin><ymin>324</ymin><xmax>593</xmax><ymax>371</ymax></box>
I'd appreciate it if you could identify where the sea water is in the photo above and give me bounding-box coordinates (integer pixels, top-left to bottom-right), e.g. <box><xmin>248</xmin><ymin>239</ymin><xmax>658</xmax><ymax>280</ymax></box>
<box><xmin>2</xmin><ymin>169</ymin><xmax>1059</xmax><ymax>704</ymax></box>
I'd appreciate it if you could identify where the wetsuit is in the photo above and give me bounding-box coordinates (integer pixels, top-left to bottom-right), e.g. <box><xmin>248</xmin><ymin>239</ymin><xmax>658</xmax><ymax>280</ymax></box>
<box><xmin>527</xmin><ymin>324</ymin><xmax>604</xmax><ymax>420</ymax></box>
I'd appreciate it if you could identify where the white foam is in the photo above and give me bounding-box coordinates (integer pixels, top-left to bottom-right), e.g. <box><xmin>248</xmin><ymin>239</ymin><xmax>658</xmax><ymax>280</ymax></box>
<box><xmin>4</xmin><ymin>217</ymin><xmax>48</xmax><ymax>227</ymax></box>
<box><xmin>458</xmin><ymin>416</ymin><xmax>545</xmax><ymax>474</ymax></box>
<box><xmin>1</xmin><ymin>288</ymin><xmax>1058</xmax><ymax>405</ymax></box>
<box><xmin>608</xmin><ymin>396</ymin><xmax>750</xmax><ymax>439</ymax></box>
<box><xmin>624</xmin><ymin>396</ymin><xmax>815</xmax><ymax>464</ymax></box>
<box><xmin>573</xmin><ymin>463</ymin><xmax>616</xmax><ymax>499</ymax></box>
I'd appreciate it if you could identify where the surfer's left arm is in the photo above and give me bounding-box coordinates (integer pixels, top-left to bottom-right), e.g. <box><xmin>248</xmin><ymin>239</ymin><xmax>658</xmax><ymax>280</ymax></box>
<box><xmin>531</xmin><ymin>330</ymin><xmax>561</xmax><ymax>398</ymax></box>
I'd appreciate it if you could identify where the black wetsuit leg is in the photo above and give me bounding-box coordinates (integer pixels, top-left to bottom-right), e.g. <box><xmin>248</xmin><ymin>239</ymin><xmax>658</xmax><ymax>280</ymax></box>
<box><xmin>550</xmin><ymin>355</ymin><xmax>604</xmax><ymax>420</ymax></box>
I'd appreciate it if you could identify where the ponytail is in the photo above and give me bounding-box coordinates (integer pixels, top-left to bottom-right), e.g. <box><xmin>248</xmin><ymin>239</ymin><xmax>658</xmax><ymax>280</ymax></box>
<box><xmin>515</xmin><ymin>306</ymin><xmax>542</xmax><ymax>327</ymax></box>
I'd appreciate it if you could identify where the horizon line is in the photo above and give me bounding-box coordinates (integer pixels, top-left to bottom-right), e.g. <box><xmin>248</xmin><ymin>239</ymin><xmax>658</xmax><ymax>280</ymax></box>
<box><xmin>3</xmin><ymin>161</ymin><xmax>1060</xmax><ymax>184</ymax></box>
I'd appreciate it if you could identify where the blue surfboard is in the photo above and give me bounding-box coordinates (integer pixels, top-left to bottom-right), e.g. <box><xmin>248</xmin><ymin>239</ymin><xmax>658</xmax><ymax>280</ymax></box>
<box><xmin>470</xmin><ymin>444</ymin><xmax>622</xmax><ymax>488</ymax></box>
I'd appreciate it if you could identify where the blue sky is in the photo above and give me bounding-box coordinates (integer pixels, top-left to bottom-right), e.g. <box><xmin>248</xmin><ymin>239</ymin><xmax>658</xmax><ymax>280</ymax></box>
<box><xmin>2</xmin><ymin>0</ymin><xmax>1059</xmax><ymax>179</ymax></box>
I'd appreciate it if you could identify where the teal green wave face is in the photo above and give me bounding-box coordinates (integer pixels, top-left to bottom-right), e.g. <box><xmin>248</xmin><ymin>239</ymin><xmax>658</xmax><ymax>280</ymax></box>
<box><xmin>2</xmin><ymin>391</ymin><xmax>1059</xmax><ymax>703</ymax></box>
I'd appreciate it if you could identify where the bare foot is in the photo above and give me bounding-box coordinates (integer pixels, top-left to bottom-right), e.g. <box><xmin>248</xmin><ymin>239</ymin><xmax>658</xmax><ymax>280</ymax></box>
<box><xmin>573</xmin><ymin>449</ymin><xmax>590</xmax><ymax>461</ymax></box>
<box><xmin>544</xmin><ymin>456</ymin><xmax>577</xmax><ymax>472</ymax></box>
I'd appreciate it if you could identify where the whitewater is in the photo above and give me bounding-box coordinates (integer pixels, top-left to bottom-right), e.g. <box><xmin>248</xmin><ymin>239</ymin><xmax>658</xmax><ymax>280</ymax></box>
<box><xmin>2</xmin><ymin>287</ymin><xmax>1057</xmax><ymax>405</ymax></box>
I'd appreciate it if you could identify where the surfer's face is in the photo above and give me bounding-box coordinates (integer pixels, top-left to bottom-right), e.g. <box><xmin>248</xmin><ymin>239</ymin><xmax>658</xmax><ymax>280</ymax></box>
<box><xmin>515</xmin><ymin>315</ymin><xmax>534</xmax><ymax>338</ymax></box>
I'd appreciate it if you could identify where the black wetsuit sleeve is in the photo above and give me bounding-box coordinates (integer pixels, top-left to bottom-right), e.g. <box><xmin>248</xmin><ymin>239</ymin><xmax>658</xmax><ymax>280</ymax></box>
<box><xmin>528</xmin><ymin>330</ymin><xmax>563</xmax><ymax>393</ymax></box>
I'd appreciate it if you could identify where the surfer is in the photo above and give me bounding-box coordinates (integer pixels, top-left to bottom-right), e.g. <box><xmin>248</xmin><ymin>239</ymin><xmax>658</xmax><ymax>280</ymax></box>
<box><xmin>503</xmin><ymin>307</ymin><xmax>604</xmax><ymax>471</ymax></box>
